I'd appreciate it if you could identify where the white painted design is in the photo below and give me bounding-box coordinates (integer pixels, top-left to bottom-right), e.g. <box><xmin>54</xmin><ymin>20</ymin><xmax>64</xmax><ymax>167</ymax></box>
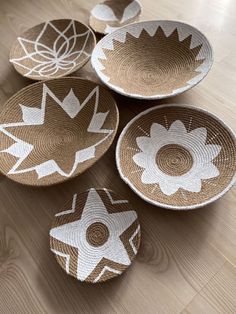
<box><xmin>132</xmin><ymin>120</ymin><xmax>221</xmax><ymax>196</ymax></box>
<box><xmin>10</xmin><ymin>20</ymin><xmax>92</xmax><ymax>78</ymax></box>
<box><xmin>91</xmin><ymin>20</ymin><xmax>213</xmax><ymax>99</ymax></box>
<box><xmin>50</xmin><ymin>188</ymin><xmax>138</xmax><ymax>281</ymax></box>
<box><xmin>129</xmin><ymin>225</ymin><xmax>140</xmax><ymax>254</ymax></box>
<box><xmin>104</xmin><ymin>188</ymin><xmax>129</xmax><ymax>204</ymax></box>
<box><xmin>0</xmin><ymin>85</ymin><xmax>113</xmax><ymax>179</ymax></box>
<box><xmin>51</xmin><ymin>249</ymin><xmax>70</xmax><ymax>274</ymax></box>
<box><xmin>56</xmin><ymin>194</ymin><xmax>78</xmax><ymax>217</ymax></box>
<box><xmin>93</xmin><ymin>266</ymin><xmax>121</xmax><ymax>283</ymax></box>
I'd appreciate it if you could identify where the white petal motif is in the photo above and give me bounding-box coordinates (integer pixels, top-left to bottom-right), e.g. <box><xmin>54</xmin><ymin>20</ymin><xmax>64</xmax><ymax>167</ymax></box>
<box><xmin>121</xmin><ymin>1</ymin><xmax>141</xmax><ymax>23</ymax></box>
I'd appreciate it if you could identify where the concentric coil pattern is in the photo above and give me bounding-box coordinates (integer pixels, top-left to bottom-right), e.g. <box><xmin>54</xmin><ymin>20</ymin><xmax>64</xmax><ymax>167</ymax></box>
<box><xmin>92</xmin><ymin>20</ymin><xmax>213</xmax><ymax>99</ymax></box>
<box><xmin>50</xmin><ymin>189</ymin><xmax>141</xmax><ymax>283</ymax></box>
<box><xmin>0</xmin><ymin>78</ymin><xmax>118</xmax><ymax>186</ymax></box>
<box><xmin>117</xmin><ymin>105</ymin><xmax>236</xmax><ymax>209</ymax></box>
<box><xmin>156</xmin><ymin>144</ymin><xmax>193</xmax><ymax>176</ymax></box>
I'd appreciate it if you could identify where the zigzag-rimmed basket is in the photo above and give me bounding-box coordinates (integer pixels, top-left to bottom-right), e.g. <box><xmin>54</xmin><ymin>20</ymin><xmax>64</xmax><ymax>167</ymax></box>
<box><xmin>50</xmin><ymin>188</ymin><xmax>141</xmax><ymax>283</ymax></box>
<box><xmin>0</xmin><ymin>78</ymin><xmax>119</xmax><ymax>186</ymax></box>
<box><xmin>116</xmin><ymin>104</ymin><xmax>236</xmax><ymax>210</ymax></box>
<box><xmin>89</xmin><ymin>0</ymin><xmax>142</xmax><ymax>35</ymax></box>
<box><xmin>10</xmin><ymin>19</ymin><xmax>96</xmax><ymax>80</ymax></box>
<box><xmin>92</xmin><ymin>20</ymin><xmax>213</xmax><ymax>99</ymax></box>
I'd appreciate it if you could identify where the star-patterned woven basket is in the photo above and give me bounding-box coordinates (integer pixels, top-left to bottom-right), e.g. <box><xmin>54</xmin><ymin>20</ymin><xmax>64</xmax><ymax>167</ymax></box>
<box><xmin>0</xmin><ymin>78</ymin><xmax>119</xmax><ymax>186</ymax></box>
<box><xmin>50</xmin><ymin>188</ymin><xmax>141</xmax><ymax>283</ymax></box>
<box><xmin>89</xmin><ymin>0</ymin><xmax>142</xmax><ymax>35</ymax></box>
<box><xmin>91</xmin><ymin>20</ymin><xmax>213</xmax><ymax>99</ymax></box>
<box><xmin>10</xmin><ymin>19</ymin><xmax>96</xmax><ymax>80</ymax></box>
<box><xmin>116</xmin><ymin>104</ymin><xmax>236</xmax><ymax>210</ymax></box>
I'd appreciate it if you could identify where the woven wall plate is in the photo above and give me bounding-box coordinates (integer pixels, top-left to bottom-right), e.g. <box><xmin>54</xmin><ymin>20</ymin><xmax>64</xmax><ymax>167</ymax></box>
<box><xmin>116</xmin><ymin>104</ymin><xmax>236</xmax><ymax>210</ymax></box>
<box><xmin>89</xmin><ymin>0</ymin><xmax>142</xmax><ymax>35</ymax></box>
<box><xmin>49</xmin><ymin>188</ymin><xmax>141</xmax><ymax>283</ymax></box>
<box><xmin>0</xmin><ymin>78</ymin><xmax>119</xmax><ymax>186</ymax></box>
<box><xmin>92</xmin><ymin>20</ymin><xmax>213</xmax><ymax>99</ymax></box>
<box><xmin>10</xmin><ymin>19</ymin><xmax>96</xmax><ymax>80</ymax></box>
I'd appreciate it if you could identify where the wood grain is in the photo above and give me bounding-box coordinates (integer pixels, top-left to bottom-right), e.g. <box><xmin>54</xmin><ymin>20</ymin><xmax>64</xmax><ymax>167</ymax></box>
<box><xmin>0</xmin><ymin>0</ymin><xmax>235</xmax><ymax>313</ymax></box>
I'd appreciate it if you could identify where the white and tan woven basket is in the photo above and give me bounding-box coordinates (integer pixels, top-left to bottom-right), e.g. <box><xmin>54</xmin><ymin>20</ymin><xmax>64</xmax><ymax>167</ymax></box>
<box><xmin>89</xmin><ymin>0</ymin><xmax>142</xmax><ymax>35</ymax></box>
<box><xmin>50</xmin><ymin>188</ymin><xmax>141</xmax><ymax>283</ymax></box>
<box><xmin>92</xmin><ymin>20</ymin><xmax>213</xmax><ymax>99</ymax></box>
<box><xmin>10</xmin><ymin>19</ymin><xmax>96</xmax><ymax>80</ymax></box>
<box><xmin>116</xmin><ymin>104</ymin><xmax>236</xmax><ymax>210</ymax></box>
<box><xmin>0</xmin><ymin>77</ymin><xmax>119</xmax><ymax>186</ymax></box>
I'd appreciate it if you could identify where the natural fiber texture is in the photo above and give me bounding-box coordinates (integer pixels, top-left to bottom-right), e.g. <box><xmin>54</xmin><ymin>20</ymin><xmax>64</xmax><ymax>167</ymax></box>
<box><xmin>116</xmin><ymin>104</ymin><xmax>236</xmax><ymax>210</ymax></box>
<box><xmin>89</xmin><ymin>0</ymin><xmax>141</xmax><ymax>34</ymax></box>
<box><xmin>0</xmin><ymin>78</ymin><xmax>118</xmax><ymax>186</ymax></box>
<box><xmin>50</xmin><ymin>188</ymin><xmax>141</xmax><ymax>283</ymax></box>
<box><xmin>10</xmin><ymin>19</ymin><xmax>96</xmax><ymax>80</ymax></box>
<box><xmin>91</xmin><ymin>20</ymin><xmax>213</xmax><ymax>99</ymax></box>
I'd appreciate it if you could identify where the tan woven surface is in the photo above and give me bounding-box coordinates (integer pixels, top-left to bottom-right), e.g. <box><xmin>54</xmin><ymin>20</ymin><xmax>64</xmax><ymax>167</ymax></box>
<box><xmin>117</xmin><ymin>105</ymin><xmax>236</xmax><ymax>209</ymax></box>
<box><xmin>10</xmin><ymin>19</ymin><xmax>96</xmax><ymax>80</ymax></box>
<box><xmin>89</xmin><ymin>0</ymin><xmax>141</xmax><ymax>34</ymax></box>
<box><xmin>50</xmin><ymin>188</ymin><xmax>141</xmax><ymax>283</ymax></box>
<box><xmin>92</xmin><ymin>20</ymin><xmax>213</xmax><ymax>99</ymax></box>
<box><xmin>0</xmin><ymin>78</ymin><xmax>119</xmax><ymax>186</ymax></box>
<box><xmin>1</xmin><ymin>0</ymin><xmax>236</xmax><ymax>313</ymax></box>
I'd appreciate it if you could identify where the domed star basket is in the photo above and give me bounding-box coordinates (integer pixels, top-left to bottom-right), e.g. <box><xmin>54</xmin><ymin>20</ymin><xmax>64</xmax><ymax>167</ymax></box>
<box><xmin>89</xmin><ymin>0</ymin><xmax>142</xmax><ymax>35</ymax></box>
<box><xmin>91</xmin><ymin>20</ymin><xmax>213</xmax><ymax>99</ymax></box>
<box><xmin>49</xmin><ymin>188</ymin><xmax>141</xmax><ymax>283</ymax></box>
<box><xmin>116</xmin><ymin>104</ymin><xmax>236</xmax><ymax>210</ymax></box>
<box><xmin>0</xmin><ymin>77</ymin><xmax>119</xmax><ymax>186</ymax></box>
<box><xmin>10</xmin><ymin>19</ymin><xmax>96</xmax><ymax>80</ymax></box>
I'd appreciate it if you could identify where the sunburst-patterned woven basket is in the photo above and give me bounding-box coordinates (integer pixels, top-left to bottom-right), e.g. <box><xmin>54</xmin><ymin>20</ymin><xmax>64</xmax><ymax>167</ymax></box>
<box><xmin>10</xmin><ymin>19</ymin><xmax>96</xmax><ymax>80</ymax></box>
<box><xmin>0</xmin><ymin>78</ymin><xmax>119</xmax><ymax>186</ymax></box>
<box><xmin>116</xmin><ymin>104</ymin><xmax>236</xmax><ymax>210</ymax></box>
<box><xmin>92</xmin><ymin>20</ymin><xmax>213</xmax><ymax>99</ymax></box>
<box><xmin>89</xmin><ymin>0</ymin><xmax>142</xmax><ymax>35</ymax></box>
<box><xmin>50</xmin><ymin>188</ymin><xmax>141</xmax><ymax>283</ymax></box>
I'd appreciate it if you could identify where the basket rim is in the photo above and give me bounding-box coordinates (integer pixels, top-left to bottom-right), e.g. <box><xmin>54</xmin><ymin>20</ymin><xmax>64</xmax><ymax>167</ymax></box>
<box><xmin>116</xmin><ymin>103</ymin><xmax>236</xmax><ymax>210</ymax></box>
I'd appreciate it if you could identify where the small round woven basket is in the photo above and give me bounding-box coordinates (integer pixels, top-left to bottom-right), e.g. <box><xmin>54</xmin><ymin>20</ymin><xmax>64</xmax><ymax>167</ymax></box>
<box><xmin>116</xmin><ymin>104</ymin><xmax>236</xmax><ymax>210</ymax></box>
<box><xmin>0</xmin><ymin>77</ymin><xmax>118</xmax><ymax>186</ymax></box>
<box><xmin>10</xmin><ymin>19</ymin><xmax>96</xmax><ymax>80</ymax></box>
<box><xmin>49</xmin><ymin>188</ymin><xmax>141</xmax><ymax>283</ymax></box>
<box><xmin>89</xmin><ymin>0</ymin><xmax>142</xmax><ymax>35</ymax></box>
<box><xmin>92</xmin><ymin>20</ymin><xmax>213</xmax><ymax>99</ymax></box>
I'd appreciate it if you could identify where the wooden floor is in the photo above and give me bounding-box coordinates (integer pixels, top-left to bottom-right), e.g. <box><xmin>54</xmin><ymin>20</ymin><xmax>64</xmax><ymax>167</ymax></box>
<box><xmin>0</xmin><ymin>0</ymin><xmax>235</xmax><ymax>313</ymax></box>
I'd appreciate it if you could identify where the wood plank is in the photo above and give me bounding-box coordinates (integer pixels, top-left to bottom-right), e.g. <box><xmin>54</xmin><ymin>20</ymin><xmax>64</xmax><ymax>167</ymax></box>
<box><xmin>185</xmin><ymin>262</ymin><xmax>236</xmax><ymax>314</ymax></box>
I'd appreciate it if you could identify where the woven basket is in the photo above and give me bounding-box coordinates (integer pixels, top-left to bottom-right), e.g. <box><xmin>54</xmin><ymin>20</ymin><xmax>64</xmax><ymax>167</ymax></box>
<box><xmin>10</xmin><ymin>19</ymin><xmax>96</xmax><ymax>80</ymax></box>
<box><xmin>89</xmin><ymin>0</ymin><xmax>141</xmax><ymax>35</ymax></box>
<box><xmin>50</xmin><ymin>188</ymin><xmax>141</xmax><ymax>283</ymax></box>
<box><xmin>116</xmin><ymin>104</ymin><xmax>236</xmax><ymax>210</ymax></box>
<box><xmin>92</xmin><ymin>20</ymin><xmax>213</xmax><ymax>99</ymax></box>
<box><xmin>0</xmin><ymin>77</ymin><xmax>118</xmax><ymax>186</ymax></box>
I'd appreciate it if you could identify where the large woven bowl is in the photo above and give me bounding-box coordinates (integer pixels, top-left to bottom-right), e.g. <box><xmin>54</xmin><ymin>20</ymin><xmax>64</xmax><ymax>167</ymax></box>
<box><xmin>0</xmin><ymin>78</ymin><xmax>118</xmax><ymax>186</ymax></box>
<box><xmin>10</xmin><ymin>19</ymin><xmax>96</xmax><ymax>80</ymax></box>
<box><xmin>92</xmin><ymin>20</ymin><xmax>213</xmax><ymax>99</ymax></box>
<box><xmin>89</xmin><ymin>0</ymin><xmax>142</xmax><ymax>35</ymax></box>
<box><xmin>50</xmin><ymin>188</ymin><xmax>141</xmax><ymax>283</ymax></box>
<box><xmin>116</xmin><ymin>104</ymin><xmax>236</xmax><ymax>210</ymax></box>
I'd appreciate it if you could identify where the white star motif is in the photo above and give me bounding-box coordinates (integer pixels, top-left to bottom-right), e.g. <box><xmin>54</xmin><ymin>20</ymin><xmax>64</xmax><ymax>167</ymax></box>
<box><xmin>50</xmin><ymin>188</ymin><xmax>138</xmax><ymax>281</ymax></box>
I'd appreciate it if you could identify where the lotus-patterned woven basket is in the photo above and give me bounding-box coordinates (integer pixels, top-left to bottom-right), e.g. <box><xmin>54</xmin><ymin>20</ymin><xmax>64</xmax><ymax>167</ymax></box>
<box><xmin>92</xmin><ymin>20</ymin><xmax>213</xmax><ymax>99</ymax></box>
<box><xmin>116</xmin><ymin>104</ymin><xmax>236</xmax><ymax>210</ymax></box>
<box><xmin>50</xmin><ymin>188</ymin><xmax>141</xmax><ymax>283</ymax></box>
<box><xmin>89</xmin><ymin>0</ymin><xmax>142</xmax><ymax>35</ymax></box>
<box><xmin>10</xmin><ymin>19</ymin><xmax>96</xmax><ymax>80</ymax></box>
<box><xmin>0</xmin><ymin>78</ymin><xmax>118</xmax><ymax>186</ymax></box>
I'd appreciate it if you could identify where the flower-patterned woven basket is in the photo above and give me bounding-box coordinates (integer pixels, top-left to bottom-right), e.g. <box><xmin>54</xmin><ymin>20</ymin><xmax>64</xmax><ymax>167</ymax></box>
<box><xmin>50</xmin><ymin>188</ymin><xmax>141</xmax><ymax>283</ymax></box>
<box><xmin>92</xmin><ymin>20</ymin><xmax>213</xmax><ymax>99</ymax></box>
<box><xmin>0</xmin><ymin>78</ymin><xmax>119</xmax><ymax>186</ymax></box>
<box><xmin>10</xmin><ymin>19</ymin><xmax>96</xmax><ymax>80</ymax></box>
<box><xmin>89</xmin><ymin>0</ymin><xmax>142</xmax><ymax>35</ymax></box>
<box><xmin>116</xmin><ymin>104</ymin><xmax>236</xmax><ymax>210</ymax></box>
